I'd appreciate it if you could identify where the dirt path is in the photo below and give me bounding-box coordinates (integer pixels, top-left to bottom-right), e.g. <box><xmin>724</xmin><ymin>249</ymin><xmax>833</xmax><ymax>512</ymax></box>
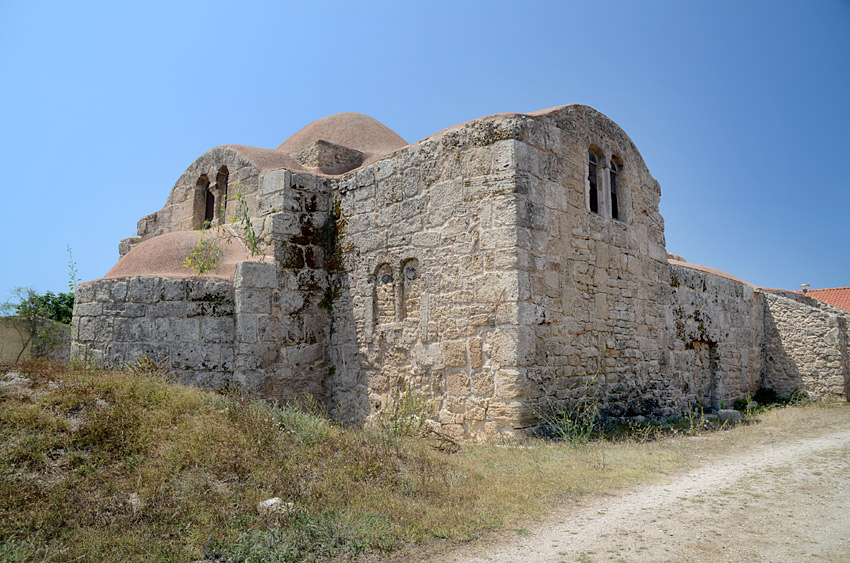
<box><xmin>433</xmin><ymin>429</ymin><xmax>850</xmax><ymax>562</ymax></box>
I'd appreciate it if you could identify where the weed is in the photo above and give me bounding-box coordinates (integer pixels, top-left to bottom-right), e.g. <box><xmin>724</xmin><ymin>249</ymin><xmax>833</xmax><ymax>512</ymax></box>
<box><xmin>376</xmin><ymin>377</ymin><xmax>433</xmax><ymax>439</ymax></box>
<box><xmin>183</xmin><ymin>228</ymin><xmax>222</xmax><ymax>274</ymax></box>
<box><xmin>533</xmin><ymin>374</ymin><xmax>599</xmax><ymax>445</ymax></box>
<box><xmin>184</xmin><ymin>184</ymin><xmax>261</xmax><ymax>275</ymax></box>
<box><xmin>2</xmin><ymin>361</ymin><xmax>849</xmax><ymax>561</ymax></box>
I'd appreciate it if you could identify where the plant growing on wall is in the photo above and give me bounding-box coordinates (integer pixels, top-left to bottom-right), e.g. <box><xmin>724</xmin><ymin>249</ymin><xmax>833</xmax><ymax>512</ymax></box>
<box><xmin>184</xmin><ymin>184</ymin><xmax>261</xmax><ymax>275</ymax></box>
<box><xmin>183</xmin><ymin>230</ymin><xmax>224</xmax><ymax>275</ymax></box>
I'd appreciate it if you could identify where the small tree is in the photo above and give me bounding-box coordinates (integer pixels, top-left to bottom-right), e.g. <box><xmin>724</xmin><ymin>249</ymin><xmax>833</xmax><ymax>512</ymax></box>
<box><xmin>1</xmin><ymin>288</ymin><xmax>74</xmax><ymax>363</ymax></box>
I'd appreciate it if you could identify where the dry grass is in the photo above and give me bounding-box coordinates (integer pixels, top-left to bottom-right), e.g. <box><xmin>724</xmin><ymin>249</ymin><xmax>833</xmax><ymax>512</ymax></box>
<box><xmin>1</xmin><ymin>360</ymin><xmax>848</xmax><ymax>561</ymax></box>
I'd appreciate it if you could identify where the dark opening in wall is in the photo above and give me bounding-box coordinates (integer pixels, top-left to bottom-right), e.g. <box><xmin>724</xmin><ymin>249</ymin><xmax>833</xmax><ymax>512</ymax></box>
<box><xmin>588</xmin><ymin>150</ymin><xmax>599</xmax><ymax>214</ymax></box>
<box><xmin>193</xmin><ymin>174</ymin><xmax>211</xmax><ymax>229</ymax></box>
<box><xmin>610</xmin><ymin>158</ymin><xmax>620</xmax><ymax>221</ymax></box>
<box><xmin>216</xmin><ymin>166</ymin><xmax>229</xmax><ymax>222</ymax></box>
<box><xmin>204</xmin><ymin>187</ymin><xmax>215</xmax><ymax>226</ymax></box>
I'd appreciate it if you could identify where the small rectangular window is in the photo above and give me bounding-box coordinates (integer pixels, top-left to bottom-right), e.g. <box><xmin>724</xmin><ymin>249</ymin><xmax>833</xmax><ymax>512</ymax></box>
<box><xmin>588</xmin><ymin>153</ymin><xmax>599</xmax><ymax>214</ymax></box>
<box><xmin>610</xmin><ymin>168</ymin><xmax>619</xmax><ymax>220</ymax></box>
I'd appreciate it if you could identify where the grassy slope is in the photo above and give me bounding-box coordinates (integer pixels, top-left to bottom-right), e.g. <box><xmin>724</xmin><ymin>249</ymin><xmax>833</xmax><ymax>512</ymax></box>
<box><xmin>1</xmin><ymin>361</ymin><xmax>848</xmax><ymax>562</ymax></box>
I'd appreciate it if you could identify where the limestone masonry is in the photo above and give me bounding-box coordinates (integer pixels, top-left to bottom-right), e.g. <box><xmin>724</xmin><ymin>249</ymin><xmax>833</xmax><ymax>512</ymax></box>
<box><xmin>71</xmin><ymin>105</ymin><xmax>850</xmax><ymax>439</ymax></box>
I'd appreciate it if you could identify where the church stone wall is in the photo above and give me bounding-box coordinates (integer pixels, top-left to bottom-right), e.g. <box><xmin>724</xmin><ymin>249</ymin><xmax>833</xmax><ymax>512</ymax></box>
<box><xmin>325</xmin><ymin>115</ymin><xmax>533</xmax><ymax>439</ymax></box>
<box><xmin>515</xmin><ymin>106</ymin><xmax>673</xmax><ymax>422</ymax></box>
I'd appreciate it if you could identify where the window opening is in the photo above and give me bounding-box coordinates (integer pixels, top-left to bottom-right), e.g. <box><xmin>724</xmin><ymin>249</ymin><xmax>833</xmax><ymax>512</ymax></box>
<box><xmin>216</xmin><ymin>166</ymin><xmax>229</xmax><ymax>222</ymax></box>
<box><xmin>204</xmin><ymin>186</ymin><xmax>215</xmax><ymax>226</ymax></box>
<box><xmin>588</xmin><ymin>152</ymin><xmax>599</xmax><ymax>214</ymax></box>
<box><xmin>194</xmin><ymin>175</ymin><xmax>211</xmax><ymax>229</ymax></box>
<box><xmin>610</xmin><ymin>160</ymin><xmax>619</xmax><ymax>220</ymax></box>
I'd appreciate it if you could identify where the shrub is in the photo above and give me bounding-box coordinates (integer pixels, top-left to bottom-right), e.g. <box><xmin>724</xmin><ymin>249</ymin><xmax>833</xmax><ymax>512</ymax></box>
<box><xmin>533</xmin><ymin>374</ymin><xmax>599</xmax><ymax>445</ymax></box>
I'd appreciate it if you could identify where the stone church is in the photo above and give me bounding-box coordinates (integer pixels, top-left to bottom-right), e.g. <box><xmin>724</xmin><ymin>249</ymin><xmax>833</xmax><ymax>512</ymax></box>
<box><xmin>71</xmin><ymin>104</ymin><xmax>849</xmax><ymax>439</ymax></box>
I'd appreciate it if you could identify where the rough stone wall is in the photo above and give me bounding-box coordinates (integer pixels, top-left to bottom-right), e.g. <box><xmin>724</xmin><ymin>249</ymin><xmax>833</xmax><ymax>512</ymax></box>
<box><xmin>135</xmin><ymin>148</ymin><xmax>261</xmax><ymax>244</ymax></box>
<box><xmin>71</xmin><ymin>277</ymin><xmax>235</xmax><ymax>387</ymax></box>
<box><xmin>762</xmin><ymin>291</ymin><xmax>850</xmax><ymax>399</ymax></box>
<box><xmin>668</xmin><ymin>265</ymin><xmax>764</xmax><ymax>410</ymax></box>
<box><xmin>235</xmin><ymin>170</ymin><xmax>332</xmax><ymax>404</ymax></box>
<box><xmin>514</xmin><ymin>106</ymin><xmax>674</xmax><ymax>421</ymax></box>
<box><xmin>324</xmin><ymin>114</ymin><xmax>535</xmax><ymax>439</ymax></box>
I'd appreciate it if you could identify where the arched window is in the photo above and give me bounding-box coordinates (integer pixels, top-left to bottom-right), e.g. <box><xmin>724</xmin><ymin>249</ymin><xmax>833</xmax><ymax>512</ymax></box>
<box><xmin>610</xmin><ymin>159</ymin><xmax>619</xmax><ymax>220</ymax></box>
<box><xmin>216</xmin><ymin>166</ymin><xmax>229</xmax><ymax>223</ymax></box>
<box><xmin>374</xmin><ymin>264</ymin><xmax>395</xmax><ymax>325</ymax></box>
<box><xmin>193</xmin><ymin>175</ymin><xmax>211</xmax><ymax>230</ymax></box>
<box><xmin>204</xmin><ymin>184</ymin><xmax>215</xmax><ymax>226</ymax></box>
<box><xmin>588</xmin><ymin>151</ymin><xmax>599</xmax><ymax>214</ymax></box>
<box><xmin>401</xmin><ymin>258</ymin><xmax>420</xmax><ymax>321</ymax></box>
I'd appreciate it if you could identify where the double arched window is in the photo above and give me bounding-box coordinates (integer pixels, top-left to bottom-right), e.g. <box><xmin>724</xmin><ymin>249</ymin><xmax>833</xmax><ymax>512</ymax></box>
<box><xmin>193</xmin><ymin>166</ymin><xmax>229</xmax><ymax>229</ymax></box>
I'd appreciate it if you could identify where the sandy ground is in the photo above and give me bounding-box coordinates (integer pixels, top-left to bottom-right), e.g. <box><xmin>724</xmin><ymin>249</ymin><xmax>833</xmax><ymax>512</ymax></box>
<box><xmin>430</xmin><ymin>429</ymin><xmax>850</xmax><ymax>563</ymax></box>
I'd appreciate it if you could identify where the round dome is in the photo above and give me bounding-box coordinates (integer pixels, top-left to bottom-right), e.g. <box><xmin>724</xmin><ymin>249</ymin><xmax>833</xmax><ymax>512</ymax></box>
<box><xmin>101</xmin><ymin>230</ymin><xmax>265</xmax><ymax>281</ymax></box>
<box><xmin>276</xmin><ymin>112</ymin><xmax>407</xmax><ymax>161</ymax></box>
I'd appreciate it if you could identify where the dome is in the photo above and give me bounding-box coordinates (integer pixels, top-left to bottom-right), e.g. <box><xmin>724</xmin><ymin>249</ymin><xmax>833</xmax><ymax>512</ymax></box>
<box><xmin>101</xmin><ymin>230</ymin><xmax>266</xmax><ymax>282</ymax></box>
<box><xmin>276</xmin><ymin>112</ymin><xmax>407</xmax><ymax>164</ymax></box>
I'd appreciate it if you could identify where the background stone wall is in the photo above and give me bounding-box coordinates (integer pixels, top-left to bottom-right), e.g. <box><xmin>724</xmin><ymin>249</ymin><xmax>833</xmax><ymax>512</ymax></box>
<box><xmin>71</xmin><ymin>277</ymin><xmax>235</xmax><ymax>387</ymax></box>
<box><xmin>762</xmin><ymin>291</ymin><xmax>850</xmax><ymax>398</ymax></box>
<box><xmin>668</xmin><ymin>264</ymin><xmax>764</xmax><ymax>410</ymax></box>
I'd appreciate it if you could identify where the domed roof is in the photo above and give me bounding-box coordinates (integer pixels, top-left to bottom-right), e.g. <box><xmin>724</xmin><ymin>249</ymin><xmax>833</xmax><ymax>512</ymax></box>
<box><xmin>276</xmin><ymin>112</ymin><xmax>407</xmax><ymax>164</ymax></box>
<box><xmin>101</xmin><ymin>230</ymin><xmax>266</xmax><ymax>282</ymax></box>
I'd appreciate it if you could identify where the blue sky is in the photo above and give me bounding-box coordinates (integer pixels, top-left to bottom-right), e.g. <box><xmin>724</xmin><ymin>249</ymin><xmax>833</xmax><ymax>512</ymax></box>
<box><xmin>1</xmin><ymin>0</ymin><xmax>848</xmax><ymax>301</ymax></box>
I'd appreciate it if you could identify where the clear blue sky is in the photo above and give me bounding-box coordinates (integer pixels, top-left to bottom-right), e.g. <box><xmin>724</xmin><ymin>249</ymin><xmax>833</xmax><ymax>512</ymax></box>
<box><xmin>1</xmin><ymin>0</ymin><xmax>848</xmax><ymax>301</ymax></box>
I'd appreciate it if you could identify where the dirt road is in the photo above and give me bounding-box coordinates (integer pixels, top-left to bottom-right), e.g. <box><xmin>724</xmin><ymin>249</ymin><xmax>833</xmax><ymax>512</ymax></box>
<box><xmin>435</xmin><ymin>429</ymin><xmax>850</xmax><ymax>562</ymax></box>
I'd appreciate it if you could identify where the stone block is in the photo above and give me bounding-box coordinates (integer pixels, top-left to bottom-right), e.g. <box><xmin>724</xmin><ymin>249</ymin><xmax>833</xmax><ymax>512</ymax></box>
<box><xmin>235</xmin><ymin>289</ymin><xmax>272</xmax><ymax>314</ymax></box>
<box><xmin>155</xmin><ymin>318</ymin><xmax>200</xmax><ymax>342</ymax></box>
<box><xmin>128</xmin><ymin>277</ymin><xmax>162</xmax><ymax>304</ymax></box>
<box><xmin>447</xmin><ymin>371</ymin><xmax>470</xmax><ymax>395</ymax></box>
<box><xmin>125</xmin><ymin>342</ymin><xmax>170</xmax><ymax>364</ymax></box>
<box><xmin>442</xmin><ymin>340</ymin><xmax>467</xmax><ymax>368</ymax></box>
<box><xmin>236</xmin><ymin>315</ymin><xmax>258</xmax><ymax>343</ymax></box>
<box><xmin>494</xmin><ymin>368</ymin><xmax>523</xmax><ymax>399</ymax></box>
<box><xmin>78</xmin><ymin>316</ymin><xmax>109</xmax><ymax>342</ymax></box>
<box><xmin>110</xmin><ymin>281</ymin><xmax>129</xmax><ymax>302</ymax></box>
<box><xmin>171</xmin><ymin>343</ymin><xmax>222</xmax><ymax>371</ymax></box>
<box><xmin>260</xmin><ymin>169</ymin><xmax>291</xmax><ymax>196</ymax></box>
<box><xmin>475</xmin><ymin>272</ymin><xmax>529</xmax><ymax>303</ymax></box>
<box><xmin>235</xmin><ymin>262</ymin><xmax>277</xmax><ymax>289</ymax></box>
<box><xmin>75</xmin><ymin>283</ymin><xmax>95</xmax><ymax>303</ymax></box>
<box><xmin>160</xmin><ymin>279</ymin><xmax>188</xmax><ymax>301</ymax></box>
<box><xmin>285</xmin><ymin>343</ymin><xmax>323</xmax><ymax>366</ymax></box>
<box><xmin>113</xmin><ymin>318</ymin><xmax>153</xmax><ymax>342</ymax></box>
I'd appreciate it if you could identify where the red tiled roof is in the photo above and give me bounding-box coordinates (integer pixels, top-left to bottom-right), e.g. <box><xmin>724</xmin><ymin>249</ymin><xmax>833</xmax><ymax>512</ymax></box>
<box><xmin>792</xmin><ymin>287</ymin><xmax>850</xmax><ymax>313</ymax></box>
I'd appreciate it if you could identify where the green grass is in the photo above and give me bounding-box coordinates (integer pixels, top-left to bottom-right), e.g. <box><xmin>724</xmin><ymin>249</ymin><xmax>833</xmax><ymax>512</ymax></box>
<box><xmin>1</xmin><ymin>360</ymin><xmax>849</xmax><ymax>561</ymax></box>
